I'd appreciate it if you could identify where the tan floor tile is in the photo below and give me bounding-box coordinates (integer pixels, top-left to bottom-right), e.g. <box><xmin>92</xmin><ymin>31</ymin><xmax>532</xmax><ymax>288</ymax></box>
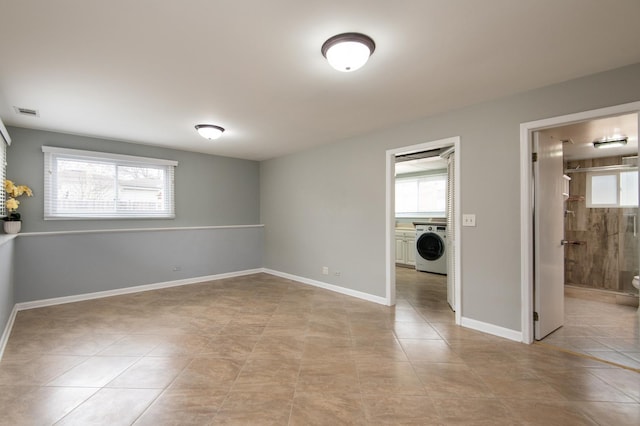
<box><xmin>213</xmin><ymin>391</ymin><xmax>293</xmax><ymax>425</ymax></box>
<box><xmin>1</xmin><ymin>270</ymin><xmax>638</xmax><ymax>424</ymax></box>
<box><xmin>106</xmin><ymin>356</ymin><xmax>191</xmax><ymax>389</ymax></box>
<box><xmin>398</xmin><ymin>338</ymin><xmax>464</xmax><ymax>363</ymax></box>
<box><xmin>134</xmin><ymin>388</ymin><xmax>227</xmax><ymax>425</ymax></box>
<box><xmin>232</xmin><ymin>358</ymin><xmax>300</xmax><ymax>392</ymax></box>
<box><xmin>46</xmin><ymin>356</ymin><xmax>139</xmax><ymax>387</ymax></box>
<box><xmin>202</xmin><ymin>335</ymin><xmax>260</xmax><ymax>359</ymax></box>
<box><xmin>576</xmin><ymin>401</ymin><xmax>640</xmax><ymax>425</ymax></box>
<box><xmin>501</xmin><ymin>399</ymin><xmax>597</xmax><ymax>425</ymax></box>
<box><xmin>432</xmin><ymin>398</ymin><xmax>520</xmax><ymax>426</ymax></box>
<box><xmin>586</xmin><ymin>368</ymin><xmax>640</xmax><ymax>402</ymax></box>
<box><xmin>361</xmin><ymin>394</ymin><xmax>440</xmax><ymax>425</ymax></box>
<box><xmin>250</xmin><ymin>335</ymin><xmax>306</xmax><ymax>360</ymax></box>
<box><xmin>218</xmin><ymin>322</ymin><xmax>265</xmax><ymax>335</ymax></box>
<box><xmin>97</xmin><ymin>334</ymin><xmax>163</xmax><ymax>356</ymax></box>
<box><xmin>169</xmin><ymin>357</ymin><xmax>244</xmax><ymax>390</ymax></box>
<box><xmin>296</xmin><ymin>360</ymin><xmax>360</xmax><ymax>393</ymax></box>
<box><xmin>290</xmin><ymin>392</ymin><xmax>367</xmax><ymax>426</ymax></box>
<box><xmin>0</xmin><ymin>354</ymin><xmax>86</xmax><ymax>386</ymax></box>
<box><xmin>350</xmin><ymin>339</ymin><xmax>409</xmax><ymax>362</ymax></box>
<box><xmin>412</xmin><ymin>362</ymin><xmax>494</xmax><ymax>398</ymax></box>
<box><xmin>0</xmin><ymin>385</ymin><xmax>98</xmax><ymax>425</ymax></box>
<box><xmin>146</xmin><ymin>334</ymin><xmax>212</xmax><ymax>356</ymax></box>
<box><xmin>56</xmin><ymin>388</ymin><xmax>161</xmax><ymax>425</ymax></box>
<box><xmin>392</xmin><ymin>322</ymin><xmax>441</xmax><ymax>339</ymax></box>
<box><xmin>356</xmin><ymin>361</ymin><xmax>426</xmax><ymax>395</ymax></box>
<box><xmin>538</xmin><ymin>369</ymin><xmax>636</xmax><ymax>402</ymax></box>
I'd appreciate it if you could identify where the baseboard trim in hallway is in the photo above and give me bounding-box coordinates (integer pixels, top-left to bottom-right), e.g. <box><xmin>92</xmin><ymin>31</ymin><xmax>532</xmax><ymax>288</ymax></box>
<box><xmin>461</xmin><ymin>316</ymin><xmax>522</xmax><ymax>342</ymax></box>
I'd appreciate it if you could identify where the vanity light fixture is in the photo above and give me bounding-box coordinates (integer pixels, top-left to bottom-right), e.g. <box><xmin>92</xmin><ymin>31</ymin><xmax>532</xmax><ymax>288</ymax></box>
<box><xmin>593</xmin><ymin>137</ymin><xmax>628</xmax><ymax>149</ymax></box>
<box><xmin>321</xmin><ymin>32</ymin><xmax>376</xmax><ymax>72</ymax></box>
<box><xmin>195</xmin><ymin>124</ymin><xmax>225</xmax><ymax>140</ymax></box>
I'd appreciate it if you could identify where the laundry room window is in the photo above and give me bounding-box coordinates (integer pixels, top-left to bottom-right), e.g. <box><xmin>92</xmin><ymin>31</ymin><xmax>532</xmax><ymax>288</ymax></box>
<box><xmin>586</xmin><ymin>170</ymin><xmax>638</xmax><ymax>208</ymax></box>
<box><xmin>395</xmin><ymin>173</ymin><xmax>447</xmax><ymax>217</ymax></box>
<box><xmin>42</xmin><ymin>146</ymin><xmax>178</xmax><ymax>219</ymax></box>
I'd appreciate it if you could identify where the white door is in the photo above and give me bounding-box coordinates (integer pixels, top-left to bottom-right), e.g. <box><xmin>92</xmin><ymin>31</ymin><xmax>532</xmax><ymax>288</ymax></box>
<box><xmin>534</xmin><ymin>131</ymin><xmax>565</xmax><ymax>339</ymax></box>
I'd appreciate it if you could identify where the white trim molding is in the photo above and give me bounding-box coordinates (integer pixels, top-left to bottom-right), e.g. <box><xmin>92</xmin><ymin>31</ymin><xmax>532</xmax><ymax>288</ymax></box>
<box><xmin>17</xmin><ymin>224</ymin><xmax>264</xmax><ymax>238</ymax></box>
<box><xmin>264</xmin><ymin>269</ymin><xmax>388</xmax><ymax>305</ymax></box>
<box><xmin>520</xmin><ymin>101</ymin><xmax>640</xmax><ymax>344</ymax></box>
<box><xmin>461</xmin><ymin>316</ymin><xmax>522</xmax><ymax>342</ymax></box>
<box><xmin>14</xmin><ymin>269</ymin><xmax>264</xmax><ymax>311</ymax></box>
<box><xmin>0</xmin><ymin>305</ymin><xmax>18</xmax><ymax>360</ymax></box>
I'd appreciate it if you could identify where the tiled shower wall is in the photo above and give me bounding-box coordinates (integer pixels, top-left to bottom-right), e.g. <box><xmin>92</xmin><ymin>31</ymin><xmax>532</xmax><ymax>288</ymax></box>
<box><xmin>564</xmin><ymin>156</ymin><xmax>639</xmax><ymax>293</ymax></box>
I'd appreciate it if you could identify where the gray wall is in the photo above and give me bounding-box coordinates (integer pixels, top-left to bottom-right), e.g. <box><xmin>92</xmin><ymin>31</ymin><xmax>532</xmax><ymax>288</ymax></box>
<box><xmin>260</xmin><ymin>63</ymin><xmax>640</xmax><ymax>332</ymax></box>
<box><xmin>0</xmin><ymin>239</ymin><xmax>15</xmax><ymax>338</ymax></box>
<box><xmin>6</xmin><ymin>127</ymin><xmax>260</xmax><ymax>232</ymax></box>
<box><xmin>14</xmin><ymin>226</ymin><xmax>263</xmax><ymax>302</ymax></box>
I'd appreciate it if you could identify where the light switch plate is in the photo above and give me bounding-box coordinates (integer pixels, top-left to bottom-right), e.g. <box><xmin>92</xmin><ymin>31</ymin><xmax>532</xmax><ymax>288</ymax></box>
<box><xmin>463</xmin><ymin>214</ymin><xmax>476</xmax><ymax>227</ymax></box>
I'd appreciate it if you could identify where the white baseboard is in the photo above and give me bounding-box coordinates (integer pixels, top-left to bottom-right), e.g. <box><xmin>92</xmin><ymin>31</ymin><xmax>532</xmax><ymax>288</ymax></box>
<box><xmin>0</xmin><ymin>305</ymin><xmax>18</xmax><ymax>361</ymax></box>
<box><xmin>461</xmin><ymin>316</ymin><xmax>523</xmax><ymax>342</ymax></box>
<box><xmin>263</xmin><ymin>268</ymin><xmax>388</xmax><ymax>305</ymax></box>
<box><xmin>15</xmin><ymin>268</ymin><xmax>264</xmax><ymax>311</ymax></box>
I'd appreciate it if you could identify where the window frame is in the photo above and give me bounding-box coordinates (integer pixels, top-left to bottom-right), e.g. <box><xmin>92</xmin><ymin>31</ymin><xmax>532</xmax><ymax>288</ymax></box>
<box><xmin>585</xmin><ymin>169</ymin><xmax>638</xmax><ymax>208</ymax></box>
<box><xmin>42</xmin><ymin>146</ymin><xmax>178</xmax><ymax>220</ymax></box>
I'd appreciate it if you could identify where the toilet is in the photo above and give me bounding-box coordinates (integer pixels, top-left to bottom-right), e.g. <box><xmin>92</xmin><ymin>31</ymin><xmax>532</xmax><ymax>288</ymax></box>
<box><xmin>633</xmin><ymin>276</ymin><xmax>640</xmax><ymax>313</ymax></box>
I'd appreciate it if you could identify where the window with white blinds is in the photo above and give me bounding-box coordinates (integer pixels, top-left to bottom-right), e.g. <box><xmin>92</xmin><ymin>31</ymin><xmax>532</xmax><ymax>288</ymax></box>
<box><xmin>395</xmin><ymin>173</ymin><xmax>447</xmax><ymax>217</ymax></box>
<box><xmin>42</xmin><ymin>146</ymin><xmax>178</xmax><ymax>219</ymax></box>
<box><xmin>0</xmin><ymin>139</ymin><xmax>6</xmax><ymax>218</ymax></box>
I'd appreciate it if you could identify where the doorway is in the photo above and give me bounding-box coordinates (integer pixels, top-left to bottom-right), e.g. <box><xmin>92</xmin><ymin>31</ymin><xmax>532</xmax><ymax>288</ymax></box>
<box><xmin>385</xmin><ymin>136</ymin><xmax>461</xmax><ymax>325</ymax></box>
<box><xmin>520</xmin><ymin>101</ymin><xmax>640</xmax><ymax>344</ymax></box>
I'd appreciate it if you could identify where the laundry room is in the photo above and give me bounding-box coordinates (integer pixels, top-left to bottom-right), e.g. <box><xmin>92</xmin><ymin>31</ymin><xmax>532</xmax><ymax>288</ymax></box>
<box><xmin>394</xmin><ymin>146</ymin><xmax>455</xmax><ymax>314</ymax></box>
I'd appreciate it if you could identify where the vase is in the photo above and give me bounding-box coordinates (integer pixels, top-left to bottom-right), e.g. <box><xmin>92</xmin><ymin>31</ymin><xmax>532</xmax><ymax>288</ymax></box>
<box><xmin>3</xmin><ymin>220</ymin><xmax>21</xmax><ymax>234</ymax></box>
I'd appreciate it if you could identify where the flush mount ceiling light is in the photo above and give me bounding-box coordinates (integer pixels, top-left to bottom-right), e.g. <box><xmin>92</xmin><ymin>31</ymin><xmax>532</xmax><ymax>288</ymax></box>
<box><xmin>321</xmin><ymin>32</ymin><xmax>376</xmax><ymax>72</ymax></box>
<box><xmin>195</xmin><ymin>124</ymin><xmax>225</xmax><ymax>140</ymax></box>
<box><xmin>593</xmin><ymin>137</ymin><xmax>628</xmax><ymax>149</ymax></box>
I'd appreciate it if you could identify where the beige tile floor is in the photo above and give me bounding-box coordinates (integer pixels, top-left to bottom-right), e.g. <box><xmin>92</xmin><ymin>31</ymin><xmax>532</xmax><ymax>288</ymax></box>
<box><xmin>0</xmin><ymin>269</ymin><xmax>637</xmax><ymax>425</ymax></box>
<box><xmin>542</xmin><ymin>294</ymin><xmax>640</xmax><ymax>370</ymax></box>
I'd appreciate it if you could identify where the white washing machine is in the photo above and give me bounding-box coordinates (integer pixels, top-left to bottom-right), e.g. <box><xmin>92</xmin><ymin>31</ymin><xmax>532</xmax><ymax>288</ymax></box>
<box><xmin>415</xmin><ymin>224</ymin><xmax>447</xmax><ymax>274</ymax></box>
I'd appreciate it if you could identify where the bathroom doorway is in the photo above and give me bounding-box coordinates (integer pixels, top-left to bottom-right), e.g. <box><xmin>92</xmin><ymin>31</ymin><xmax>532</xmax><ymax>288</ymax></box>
<box><xmin>535</xmin><ymin>113</ymin><xmax>640</xmax><ymax>369</ymax></box>
<box><xmin>524</xmin><ymin>105</ymin><xmax>640</xmax><ymax>369</ymax></box>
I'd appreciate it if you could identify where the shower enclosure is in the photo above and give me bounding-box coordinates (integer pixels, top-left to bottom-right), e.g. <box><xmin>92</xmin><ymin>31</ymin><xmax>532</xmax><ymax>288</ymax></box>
<box><xmin>564</xmin><ymin>156</ymin><xmax>639</xmax><ymax>294</ymax></box>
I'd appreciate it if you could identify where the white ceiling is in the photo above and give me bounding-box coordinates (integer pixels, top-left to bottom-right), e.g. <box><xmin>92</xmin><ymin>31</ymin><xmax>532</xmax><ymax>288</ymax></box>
<box><xmin>1</xmin><ymin>1</ymin><xmax>640</xmax><ymax>161</ymax></box>
<box><xmin>544</xmin><ymin>113</ymin><xmax>638</xmax><ymax>161</ymax></box>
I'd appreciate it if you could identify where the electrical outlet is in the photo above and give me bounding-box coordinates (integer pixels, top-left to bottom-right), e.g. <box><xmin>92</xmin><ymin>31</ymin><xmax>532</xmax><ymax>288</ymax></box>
<box><xmin>172</xmin><ymin>266</ymin><xmax>182</xmax><ymax>272</ymax></box>
<box><xmin>322</xmin><ymin>266</ymin><xmax>329</xmax><ymax>275</ymax></box>
<box><xmin>334</xmin><ymin>271</ymin><xmax>341</xmax><ymax>277</ymax></box>
<box><xmin>462</xmin><ymin>214</ymin><xmax>476</xmax><ymax>227</ymax></box>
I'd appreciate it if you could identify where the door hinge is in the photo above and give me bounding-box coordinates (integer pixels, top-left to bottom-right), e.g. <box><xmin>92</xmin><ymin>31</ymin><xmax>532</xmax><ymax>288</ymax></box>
<box><xmin>532</xmin><ymin>152</ymin><xmax>538</xmax><ymax>162</ymax></box>
<box><xmin>533</xmin><ymin>311</ymin><xmax>539</xmax><ymax>321</ymax></box>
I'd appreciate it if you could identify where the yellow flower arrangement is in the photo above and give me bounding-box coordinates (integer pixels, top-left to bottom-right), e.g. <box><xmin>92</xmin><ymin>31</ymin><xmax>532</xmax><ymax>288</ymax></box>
<box><xmin>4</xmin><ymin>179</ymin><xmax>33</xmax><ymax>221</ymax></box>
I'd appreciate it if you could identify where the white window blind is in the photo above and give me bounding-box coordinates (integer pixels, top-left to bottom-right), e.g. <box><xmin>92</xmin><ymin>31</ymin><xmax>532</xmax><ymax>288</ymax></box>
<box><xmin>42</xmin><ymin>146</ymin><xmax>178</xmax><ymax>219</ymax></box>
<box><xmin>395</xmin><ymin>173</ymin><xmax>447</xmax><ymax>217</ymax></box>
<box><xmin>0</xmin><ymin>139</ymin><xmax>6</xmax><ymax>218</ymax></box>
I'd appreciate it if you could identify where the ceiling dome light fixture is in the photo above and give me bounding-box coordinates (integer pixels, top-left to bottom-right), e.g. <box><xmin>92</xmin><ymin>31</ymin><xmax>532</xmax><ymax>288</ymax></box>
<box><xmin>321</xmin><ymin>32</ymin><xmax>376</xmax><ymax>72</ymax></box>
<box><xmin>195</xmin><ymin>124</ymin><xmax>225</xmax><ymax>140</ymax></box>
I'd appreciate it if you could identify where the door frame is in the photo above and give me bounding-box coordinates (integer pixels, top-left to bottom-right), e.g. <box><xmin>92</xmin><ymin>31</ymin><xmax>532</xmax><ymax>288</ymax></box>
<box><xmin>519</xmin><ymin>101</ymin><xmax>640</xmax><ymax>343</ymax></box>
<box><xmin>385</xmin><ymin>136</ymin><xmax>462</xmax><ymax>325</ymax></box>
